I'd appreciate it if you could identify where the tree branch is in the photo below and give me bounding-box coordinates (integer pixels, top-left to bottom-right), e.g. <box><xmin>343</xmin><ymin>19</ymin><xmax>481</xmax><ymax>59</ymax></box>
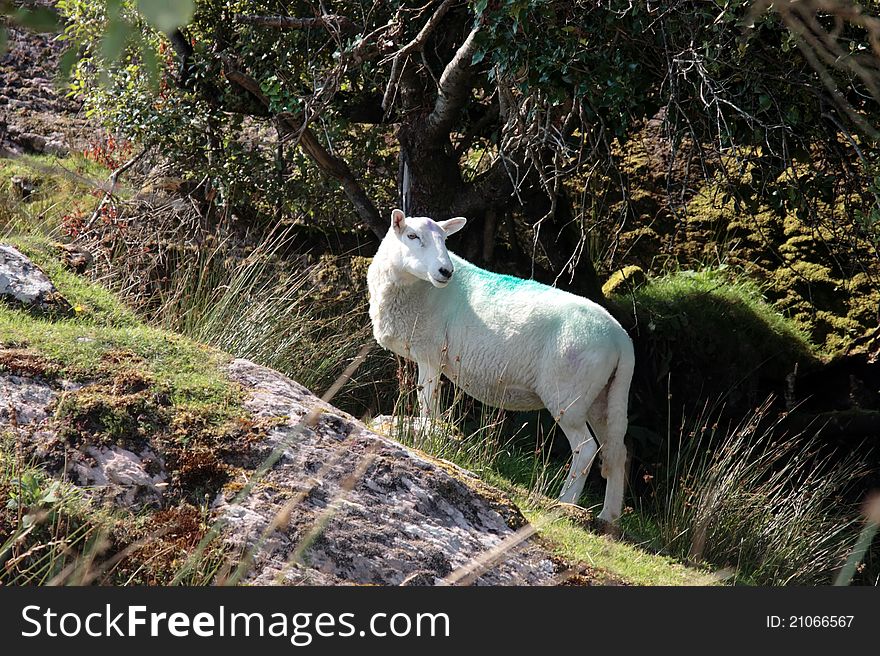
<box><xmin>82</xmin><ymin>148</ymin><xmax>150</xmax><ymax>234</ymax></box>
<box><xmin>223</xmin><ymin>66</ymin><xmax>385</xmax><ymax>238</ymax></box>
<box><xmin>426</xmin><ymin>23</ymin><xmax>480</xmax><ymax>138</ymax></box>
<box><xmin>236</xmin><ymin>14</ymin><xmax>357</xmax><ymax>33</ymax></box>
<box><xmin>168</xmin><ymin>28</ymin><xmax>194</xmax><ymax>85</ymax></box>
<box><xmin>379</xmin><ymin>0</ymin><xmax>458</xmax><ymax>65</ymax></box>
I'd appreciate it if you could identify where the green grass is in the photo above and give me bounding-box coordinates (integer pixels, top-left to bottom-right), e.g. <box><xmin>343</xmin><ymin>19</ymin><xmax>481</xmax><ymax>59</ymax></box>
<box><xmin>0</xmin><ymin>237</ymin><xmax>239</xmax><ymax>415</ymax></box>
<box><xmin>0</xmin><ymin>152</ymin><xmax>113</xmax><ymax>236</ymax></box>
<box><xmin>627</xmin><ymin>267</ymin><xmax>814</xmax><ymax>353</ymax></box>
<box><xmin>612</xmin><ymin>266</ymin><xmax>820</xmax><ymax>444</ymax></box>
<box><xmin>630</xmin><ymin>398</ymin><xmax>866</xmax><ymax>585</ymax></box>
<box><xmin>521</xmin><ymin>506</ymin><xmax>720</xmax><ymax>586</ymax></box>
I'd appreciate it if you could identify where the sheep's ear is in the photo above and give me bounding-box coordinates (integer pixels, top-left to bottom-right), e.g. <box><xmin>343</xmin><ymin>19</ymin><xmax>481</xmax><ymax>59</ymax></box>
<box><xmin>438</xmin><ymin>217</ymin><xmax>467</xmax><ymax>235</ymax></box>
<box><xmin>391</xmin><ymin>209</ymin><xmax>406</xmax><ymax>235</ymax></box>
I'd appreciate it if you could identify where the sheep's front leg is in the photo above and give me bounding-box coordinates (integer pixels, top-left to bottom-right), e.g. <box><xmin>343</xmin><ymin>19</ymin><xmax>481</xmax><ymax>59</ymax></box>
<box><xmin>417</xmin><ymin>362</ymin><xmax>441</xmax><ymax>417</ymax></box>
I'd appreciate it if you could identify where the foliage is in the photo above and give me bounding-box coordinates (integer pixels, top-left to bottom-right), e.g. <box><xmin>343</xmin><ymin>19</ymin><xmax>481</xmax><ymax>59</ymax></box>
<box><xmin>50</xmin><ymin>0</ymin><xmax>880</xmax><ymax>307</ymax></box>
<box><xmin>611</xmin><ymin>267</ymin><xmax>817</xmax><ymax>436</ymax></box>
<box><xmin>632</xmin><ymin>398</ymin><xmax>866</xmax><ymax>584</ymax></box>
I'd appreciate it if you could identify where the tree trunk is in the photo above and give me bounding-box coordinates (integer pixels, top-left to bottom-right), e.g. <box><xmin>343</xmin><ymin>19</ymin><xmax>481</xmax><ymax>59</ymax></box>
<box><xmin>397</xmin><ymin>125</ymin><xmax>468</xmax><ymax>219</ymax></box>
<box><xmin>396</xmin><ymin>120</ymin><xmax>603</xmax><ymax>301</ymax></box>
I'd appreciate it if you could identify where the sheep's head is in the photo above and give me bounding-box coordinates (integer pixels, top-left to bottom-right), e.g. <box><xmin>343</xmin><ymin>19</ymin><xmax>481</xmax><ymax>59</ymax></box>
<box><xmin>388</xmin><ymin>208</ymin><xmax>467</xmax><ymax>288</ymax></box>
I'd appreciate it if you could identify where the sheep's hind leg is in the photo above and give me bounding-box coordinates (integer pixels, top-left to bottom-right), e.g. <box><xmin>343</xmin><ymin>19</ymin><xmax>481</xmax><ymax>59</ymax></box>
<box><xmin>557</xmin><ymin>419</ymin><xmax>599</xmax><ymax>505</ymax></box>
<box><xmin>597</xmin><ymin>418</ymin><xmax>627</xmax><ymax>525</ymax></box>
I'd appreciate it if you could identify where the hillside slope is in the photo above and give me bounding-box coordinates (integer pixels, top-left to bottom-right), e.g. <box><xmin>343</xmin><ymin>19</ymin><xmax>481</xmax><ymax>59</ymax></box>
<box><xmin>0</xmin><ymin>239</ymin><xmax>716</xmax><ymax>585</ymax></box>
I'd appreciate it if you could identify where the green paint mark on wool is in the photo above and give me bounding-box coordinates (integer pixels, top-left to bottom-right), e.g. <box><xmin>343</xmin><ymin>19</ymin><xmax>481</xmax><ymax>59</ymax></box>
<box><xmin>454</xmin><ymin>254</ymin><xmax>545</xmax><ymax>297</ymax></box>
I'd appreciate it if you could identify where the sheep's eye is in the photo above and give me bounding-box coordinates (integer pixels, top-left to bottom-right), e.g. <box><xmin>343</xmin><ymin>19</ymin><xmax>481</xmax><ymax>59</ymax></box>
<box><xmin>407</xmin><ymin>233</ymin><xmax>420</xmax><ymax>241</ymax></box>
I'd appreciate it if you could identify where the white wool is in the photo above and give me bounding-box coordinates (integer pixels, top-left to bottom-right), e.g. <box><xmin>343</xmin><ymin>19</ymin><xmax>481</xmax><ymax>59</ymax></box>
<box><xmin>367</xmin><ymin>210</ymin><xmax>635</xmax><ymax>523</ymax></box>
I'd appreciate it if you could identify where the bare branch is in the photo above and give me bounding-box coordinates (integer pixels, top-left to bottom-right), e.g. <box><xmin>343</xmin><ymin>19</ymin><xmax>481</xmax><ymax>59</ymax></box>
<box><xmin>82</xmin><ymin>148</ymin><xmax>150</xmax><ymax>234</ymax></box>
<box><xmin>749</xmin><ymin>0</ymin><xmax>880</xmax><ymax>139</ymax></box>
<box><xmin>236</xmin><ymin>14</ymin><xmax>357</xmax><ymax>33</ymax></box>
<box><xmin>425</xmin><ymin>22</ymin><xmax>481</xmax><ymax>137</ymax></box>
<box><xmin>223</xmin><ymin>66</ymin><xmax>385</xmax><ymax>238</ymax></box>
<box><xmin>379</xmin><ymin>0</ymin><xmax>459</xmax><ymax>65</ymax></box>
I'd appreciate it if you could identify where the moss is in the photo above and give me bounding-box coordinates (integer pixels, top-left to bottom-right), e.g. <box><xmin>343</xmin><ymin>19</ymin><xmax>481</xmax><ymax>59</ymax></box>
<box><xmin>56</xmin><ymin>382</ymin><xmax>167</xmax><ymax>449</ymax></box>
<box><xmin>105</xmin><ymin>502</ymin><xmax>231</xmax><ymax>585</ymax></box>
<box><xmin>0</xmin><ymin>230</ymin><xmax>259</xmax><ymax>510</ymax></box>
<box><xmin>615</xmin><ymin>228</ymin><xmax>662</xmax><ymax>267</ymax></box>
<box><xmin>6</xmin><ymin>235</ymin><xmax>137</xmax><ymax>328</ymax></box>
<box><xmin>610</xmin><ymin>139</ymin><xmax>880</xmax><ymax>356</ymax></box>
<box><xmin>616</xmin><ymin>268</ymin><xmax>817</xmax><ymax>424</ymax></box>
<box><xmin>778</xmin><ymin>234</ymin><xmax>824</xmax><ymax>260</ymax></box>
<box><xmin>813</xmin><ymin>311</ymin><xmax>867</xmax><ymax>353</ymax></box>
<box><xmin>603</xmin><ymin>265</ymin><xmax>648</xmax><ymax>296</ymax></box>
<box><xmin>684</xmin><ymin>187</ymin><xmax>729</xmax><ymax>230</ymax></box>
<box><xmin>847</xmin><ymin>288</ymin><xmax>880</xmax><ymax>326</ymax></box>
<box><xmin>772</xmin><ymin>261</ymin><xmax>844</xmax><ymax>320</ymax></box>
<box><xmin>0</xmin><ymin>348</ymin><xmax>62</xmax><ymax>378</ymax></box>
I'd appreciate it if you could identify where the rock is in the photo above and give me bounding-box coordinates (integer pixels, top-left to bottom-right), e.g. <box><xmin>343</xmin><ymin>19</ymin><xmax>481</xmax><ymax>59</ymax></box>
<box><xmin>0</xmin><ymin>373</ymin><xmax>61</xmax><ymax>426</ymax></box>
<box><xmin>10</xmin><ymin>175</ymin><xmax>38</xmax><ymax>200</ymax></box>
<box><xmin>368</xmin><ymin>414</ymin><xmax>465</xmax><ymax>442</ymax></box>
<box><xmin>55</xmin><ymin>242</ymin><xmax>93</xmax><ymax>274</ymax></box>
<box><xmin>0</xmin><ymin>244</ymin><xmax>74</xmax><ymax>317</ymax></box>
<box><xmin>0</xmin><ymin>368</ymin><xmax>167</xmax><ymax>508</ymax></box>
<box><xmin>217</xmin><ymin>359</ymin><xmax>559</xmax><ymax>585</ymax></box>
<box><xmin>1</xmin><ymin>354</ymin><xmax>562</xmax><ymax>585</ymax></box>
<box><xmin>71</xmin><ymin>444</ymin><xmax>168</xmax><ymax>508</ymax></box>
<box><xmin>0</xmin><ymin>26</ymin><xmax>93</xmax><ymax>156</ymax></box>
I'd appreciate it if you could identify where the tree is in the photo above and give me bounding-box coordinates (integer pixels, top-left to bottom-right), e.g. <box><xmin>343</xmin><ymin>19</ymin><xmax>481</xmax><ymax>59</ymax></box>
<box><xmin>60</xmin><ymin>0</ymin><xmax>880</xmax><ymax>299</ymax></box>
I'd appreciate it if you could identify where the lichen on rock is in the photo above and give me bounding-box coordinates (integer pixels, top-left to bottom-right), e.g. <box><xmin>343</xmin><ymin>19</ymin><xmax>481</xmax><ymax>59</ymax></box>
<box><xmin>0</xmin><ymin>244</ymin><xmax>74</xmax><ymax>317</ymax></box>
<box><xmin>216</xmin><ymin>358</ymin><xmax>559</xmax><ymax>585</ymax></box>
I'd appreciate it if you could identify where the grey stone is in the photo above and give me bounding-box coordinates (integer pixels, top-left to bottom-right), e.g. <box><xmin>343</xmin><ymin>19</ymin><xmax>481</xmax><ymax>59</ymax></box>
<box><xmin>220</xmin><ymin>358</ymin><xmax>558</xmax><ymax>586</ymax></box>
<box><xmin>71</xmin><ymin>445</ymin><xmax>168</xmax><ymax>507</ymax></box>
<box><xmin>0</xmin><ymin>244</ymin><xmax>74</xmax><ymax>316</ymax></box>
<box><xmin>0</xmin><ymin>373</ymin><xmax>59</xmax><ymax>426</ymax></box>
<box><xmin>0</xmin><ymin>353</ymin><xmax>561</xmax><ymax>585</ymax></box>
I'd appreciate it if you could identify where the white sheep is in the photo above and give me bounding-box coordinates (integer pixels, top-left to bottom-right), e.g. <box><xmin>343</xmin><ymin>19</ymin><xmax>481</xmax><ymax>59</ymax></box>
<box><xmin>367</xmin><ymin>209</ymin><xmax>635</xmax><ymax>523</ymax></box>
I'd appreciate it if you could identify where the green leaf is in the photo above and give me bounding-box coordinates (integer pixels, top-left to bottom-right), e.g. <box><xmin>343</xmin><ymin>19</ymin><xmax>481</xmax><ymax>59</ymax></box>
<box><xmin>106</xmin><ymin>0</ymin><xmax>123</xmax><ymax>20</ymax></box>
<box><xmin>12</xmin><ymin>7</ymin><xmax>60</xmax><ymax>33</ymax></box>
<box><xmin>136</xmin><ymin>0</ymin><xmax>195</xmax><ymax>33</ymax></box>
<box><xmin>42</xmin><ymin>482</ymin><xmax>62</xmax><ymax>504</ymax></box>
<box><xmin>0</xmin><ymin>27</ymin><xmax>6</xmax><ymax>55</ymax></box>
<box><xmin>57</xmin><ymin>45</ymin><xmax>81</xmax><ymax>82</ymax></box>
<box><xmin>101</xmin><ymin>18</ymin><xmax>132</xmax><ymax>66</ymax></box>
<box><xmin>139</xmin><ymin>37</ymin><xmax>160</xmax><ymax>90</ymax></box>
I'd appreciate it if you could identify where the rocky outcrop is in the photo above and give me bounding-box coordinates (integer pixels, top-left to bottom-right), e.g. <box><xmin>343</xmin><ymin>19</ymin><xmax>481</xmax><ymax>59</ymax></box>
<box><xmin>0</xmin><ymin>373</ymin><xmax>64</xmax><ymax>426</ymax></box>
<box><xmin>218</xmin><ymin>359</ymin><xmax>557</xmax><ymax>585</ymax></box>
<box><xmin>0</xmin><ymin>354</ymin><xmax>560</xmax><ymax>585</ymax></box>
<box><xmin>0</xmin><ymin>368</ymin><xmax>169</xmax><ymax>507</ymax></box>
<box><xmin>0</xmin><ymin>25</ymin><xmax>98</xmax><ymax>157</ymax></box>
<box><xmin>0</xmin><ymin>244</ymin><xmax>73</xmax><ymax>316</ymax></box>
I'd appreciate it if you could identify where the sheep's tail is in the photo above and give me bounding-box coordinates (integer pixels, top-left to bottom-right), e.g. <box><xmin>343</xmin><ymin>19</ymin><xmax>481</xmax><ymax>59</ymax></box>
<box><xmin>600</xmin><ymin>336</ymin><xmax>635</xmax><ymax>478</ymax></box>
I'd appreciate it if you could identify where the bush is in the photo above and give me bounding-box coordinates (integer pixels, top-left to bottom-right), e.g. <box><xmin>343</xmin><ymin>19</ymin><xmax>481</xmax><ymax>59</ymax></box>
<box><xmin>633</xmin><ymin>397</ymin><xmax>866</xmax><ymax>584</ymax></box>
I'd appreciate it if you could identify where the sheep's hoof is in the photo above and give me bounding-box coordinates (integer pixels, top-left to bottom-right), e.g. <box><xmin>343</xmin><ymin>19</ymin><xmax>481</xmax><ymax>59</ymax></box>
<box><xmin>594</xmin><ymin>516</ymin><xmax>621</xmax><ymax>538</ymax></box>
<box><xmin>553</xmin><ymin>501</ymin><xmax>594</xmax><ymax>528</ymax></box>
